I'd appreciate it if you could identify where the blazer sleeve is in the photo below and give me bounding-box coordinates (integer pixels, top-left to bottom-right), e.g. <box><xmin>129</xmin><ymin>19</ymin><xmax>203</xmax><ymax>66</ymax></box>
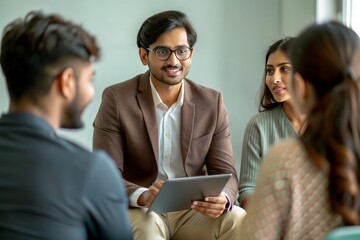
<box><xmin>205</xmin><ymin>93</ymin><xmax>238</xmax><ymax>204</ymax></box>
<box><xmin>93</xmin><ymin>86</ymin><xmax>124</xmax><ymax>169</ymax></box>
<box><xmin>83</xmin><ymin>151</ymin><xmax>133</xmax><ymax>240</ymax></box>
<box><xmin>93</xmin><ymin>86</ymin><xmax>146</xmax><ymax>196</ymax></box>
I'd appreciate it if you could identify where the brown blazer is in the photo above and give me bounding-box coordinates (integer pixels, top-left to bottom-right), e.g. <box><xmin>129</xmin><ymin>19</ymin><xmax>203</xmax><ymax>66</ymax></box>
<box><xmin>93</xmin><ymin>71</ymin><xmax>238</xmax><ymax>203</ymax></box>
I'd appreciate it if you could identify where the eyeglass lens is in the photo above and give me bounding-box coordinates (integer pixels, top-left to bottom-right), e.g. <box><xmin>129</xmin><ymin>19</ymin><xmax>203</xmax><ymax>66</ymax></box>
<box><xmin>154</xmin><ymin>47</ymin><xmax>191</xmax><ymax>61</ymax></box>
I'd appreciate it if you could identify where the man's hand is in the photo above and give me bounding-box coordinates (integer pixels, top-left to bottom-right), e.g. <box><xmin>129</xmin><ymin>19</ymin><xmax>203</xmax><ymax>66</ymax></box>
<box><xmin>137</xmin><ymin>181</ymin><xmax>164</xmax><ymax>207</ymax></box>
<box><xmin>191</xmin><ymin>192</ymin><xmax>228</xmax><ymax>218</ymax></box>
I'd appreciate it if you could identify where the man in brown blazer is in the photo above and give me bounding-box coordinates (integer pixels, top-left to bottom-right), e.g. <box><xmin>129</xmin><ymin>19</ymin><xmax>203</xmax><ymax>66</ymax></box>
<box><xmin>93</xmin><ymin>10</ymin><xmax>245</xmax><ymax>240</ymax></box>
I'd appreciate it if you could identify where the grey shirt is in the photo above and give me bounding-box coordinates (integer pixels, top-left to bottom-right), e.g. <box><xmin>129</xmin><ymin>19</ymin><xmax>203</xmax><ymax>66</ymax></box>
<box><xmin>0</xmin><ymin>113</ymin><xmax>133</xmax><ymax>240</ymax></box>
<box><xmin>238</xmin><ymin>106</ymin><xmax>297</xmax><ymax>205</ymax></box>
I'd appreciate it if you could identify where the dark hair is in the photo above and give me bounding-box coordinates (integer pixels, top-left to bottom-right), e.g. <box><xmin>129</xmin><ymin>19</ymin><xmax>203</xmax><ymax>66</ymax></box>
<box><xmin>0</xmin><ymin>11</ymin><xmax>100</xmax><ymax>102</ymax></box>
<box><xmin>288</xmin><ymin>21</ymin><xmax>360</xmax><ymax>225</ymax></box>
<box><xmin>258</xmin><ymin>37</ymin><xmax>294</xmax><ymax>112</ymax></box>
<box><xmin>136</xmin><ymin>10</ymin><xmax>197</xmax><ymax>49</ymax></box>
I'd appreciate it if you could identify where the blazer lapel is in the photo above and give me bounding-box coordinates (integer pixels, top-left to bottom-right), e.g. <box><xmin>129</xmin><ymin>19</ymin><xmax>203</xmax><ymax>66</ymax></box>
<box><xmin>137</xmin><ymin>71</ymin><xmax>159</xmax><ymax>161</ymax></box>
<box><xmin>181</xmin><ymin>80</ymin><xmax>195</xmax><ymax>165</ymax></box>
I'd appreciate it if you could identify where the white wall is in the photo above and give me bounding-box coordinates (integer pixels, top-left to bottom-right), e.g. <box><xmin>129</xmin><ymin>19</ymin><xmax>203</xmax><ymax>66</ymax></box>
<box><xmin>316</xmin><ymin>0</ymin><xmax>339</xmax><ymax>23</ymax></box>
<box><xmin>282</xmin><ymin>0</ymin><xmax>317</xmax><ymax>35</ymax></box>
<box><xmin>0</xmin><ymin>0</ymin><xmax>316</xmax><ymax>173</ymax></box>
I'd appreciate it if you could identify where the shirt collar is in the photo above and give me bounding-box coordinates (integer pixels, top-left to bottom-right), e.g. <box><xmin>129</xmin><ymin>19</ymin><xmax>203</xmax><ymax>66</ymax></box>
<box><xmin>149</xmin><ymin>76</ymin><xmax>184</xmax><ymax>108</ymax></box>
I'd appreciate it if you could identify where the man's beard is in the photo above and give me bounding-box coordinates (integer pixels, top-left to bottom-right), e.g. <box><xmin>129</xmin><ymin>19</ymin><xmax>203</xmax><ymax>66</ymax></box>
<box><xmin>61</xmin><ymin>95</ymin><xmax>85</xmax><ymax>129</ymax></box>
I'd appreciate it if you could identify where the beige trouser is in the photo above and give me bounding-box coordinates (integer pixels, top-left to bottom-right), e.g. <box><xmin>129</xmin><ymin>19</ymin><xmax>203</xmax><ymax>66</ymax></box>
<box><xmin>129</xmin><ymin>206</ymin><xmax>246</xmax><ymax>240</ymax></box>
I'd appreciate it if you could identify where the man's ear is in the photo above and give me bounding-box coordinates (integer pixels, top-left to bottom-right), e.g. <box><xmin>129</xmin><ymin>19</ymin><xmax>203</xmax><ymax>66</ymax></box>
<box><xmin>188</xmin><ymin>47</ymin><xmax>194</xmax><ymax>64</ymax></box>
<box><xmin>139</xmin><ymin>48</ymin><xmax>148</xmax><ymax>66</ymax></box>
<box><xmin>56</xmin><ymin>67</ymin><xmax>75</xmax><ymax>101</ymax></box>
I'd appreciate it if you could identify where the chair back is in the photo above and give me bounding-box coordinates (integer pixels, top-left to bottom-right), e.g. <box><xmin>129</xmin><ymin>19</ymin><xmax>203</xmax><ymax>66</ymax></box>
<box><xmin>325</xmin><ymin>226</ymin><xmax>360</xmax><ymax>240</ymax></box>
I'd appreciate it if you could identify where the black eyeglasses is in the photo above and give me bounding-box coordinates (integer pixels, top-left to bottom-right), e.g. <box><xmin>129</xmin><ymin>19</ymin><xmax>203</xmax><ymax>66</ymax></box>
<box><xmin>147</xmin><ymin>46</ymin><xmax>193</xmax><ymax>61</ymax></box>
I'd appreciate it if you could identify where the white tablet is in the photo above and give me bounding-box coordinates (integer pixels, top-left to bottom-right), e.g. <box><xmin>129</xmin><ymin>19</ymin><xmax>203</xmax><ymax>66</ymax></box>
<box><xmin>147</xmin><ymin>173</ymin><xmax>232</xmax><ymax>213</ymax></box>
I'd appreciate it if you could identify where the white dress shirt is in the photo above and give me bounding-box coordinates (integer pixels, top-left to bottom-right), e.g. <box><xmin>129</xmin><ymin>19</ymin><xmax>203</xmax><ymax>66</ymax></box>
<box><xmin>129</xmin><ymin>78</ymin><xmax>185</xmax><ymax>207</ymax></box>
<box><xmin>129</xmin><ymin>78</ymin><xmax>231</xmax><ymax>211</ymax></box>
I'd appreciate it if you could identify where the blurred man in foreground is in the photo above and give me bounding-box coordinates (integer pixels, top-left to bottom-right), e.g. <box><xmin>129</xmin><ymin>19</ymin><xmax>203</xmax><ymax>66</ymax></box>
<box><xmin>0</xmin><ymin>11</ymin><xmax>133</xmax><ymax>240</ymax></box>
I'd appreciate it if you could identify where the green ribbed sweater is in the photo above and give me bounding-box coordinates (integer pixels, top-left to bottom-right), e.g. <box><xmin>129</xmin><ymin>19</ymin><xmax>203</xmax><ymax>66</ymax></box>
<box><xmin>238</xmin><ymin>105</ymin><xmax>297</xmax><ymax>205</ymax></box>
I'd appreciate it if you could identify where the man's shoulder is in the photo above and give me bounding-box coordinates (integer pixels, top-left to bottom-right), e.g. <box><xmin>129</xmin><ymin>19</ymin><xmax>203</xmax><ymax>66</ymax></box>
<box><xmin>58</xmin><ymin>138</ymin><xmax>111</xmax><ymax>164</ymax></box>
<box><xmin>184</xmin><ymin>78</ymin><xmax>221</xmax><ymax>99</ymax></box>
<box><xmin>106</xmin><ymin>73</ymin><xmax>143</xmax><ymax>90</ymax></box>
<box><xmin>57</xmin><ymin>141</ymin><xmax>116</xmax><ymax>176</ymax></box>
<box><xmin>100</xmin><ymin>72</ymin><xmax>148</xmax><ymax>102</ymax></box>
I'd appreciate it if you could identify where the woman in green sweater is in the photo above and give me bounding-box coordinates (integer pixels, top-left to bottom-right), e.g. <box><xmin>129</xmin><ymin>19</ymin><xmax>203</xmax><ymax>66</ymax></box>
<box><xmin>238</xmin><ymin>37</ymin><xmax>306</xmax><ymax>208</ymax></box>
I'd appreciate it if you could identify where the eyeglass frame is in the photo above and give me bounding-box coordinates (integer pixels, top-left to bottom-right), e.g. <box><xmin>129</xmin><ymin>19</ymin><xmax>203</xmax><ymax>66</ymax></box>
<box><xmin>146</xmin><ymin>46</ymin><xmax>193</xmax><ymax>61</ymax></box>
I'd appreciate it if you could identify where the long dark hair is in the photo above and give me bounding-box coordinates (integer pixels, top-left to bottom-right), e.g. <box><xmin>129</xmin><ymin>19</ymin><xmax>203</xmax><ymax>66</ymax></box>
<box><xmin>288</xmin><ymin>21</ymin><xmax>360</xmax><ymax>225</ymax></box>
<box><xmin>259</xmin><ymin>37</ymin><xmax>294</xmax><ymax>112</ymax></box>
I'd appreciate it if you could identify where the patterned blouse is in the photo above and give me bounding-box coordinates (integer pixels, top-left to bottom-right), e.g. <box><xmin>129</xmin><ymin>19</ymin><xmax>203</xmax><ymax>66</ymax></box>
<box><xmin>239</xmin><ymin>138</ymin><xmax>343</xmax><ymax>240</ymax></box>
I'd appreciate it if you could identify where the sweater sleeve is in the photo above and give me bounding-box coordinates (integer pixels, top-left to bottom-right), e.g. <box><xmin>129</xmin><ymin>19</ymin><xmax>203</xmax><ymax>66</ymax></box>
<box><xmin>238</xmin><ymin>116</ymin><xmax>263</xmax><ymax>204</ymax></box>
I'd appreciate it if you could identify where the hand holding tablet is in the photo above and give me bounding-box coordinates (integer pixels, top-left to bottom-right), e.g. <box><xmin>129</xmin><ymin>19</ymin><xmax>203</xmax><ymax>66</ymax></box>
<box><xmin>147</xmin><ymin>174</ymin><xmax>232</xmax><ymax>213</ymax></box>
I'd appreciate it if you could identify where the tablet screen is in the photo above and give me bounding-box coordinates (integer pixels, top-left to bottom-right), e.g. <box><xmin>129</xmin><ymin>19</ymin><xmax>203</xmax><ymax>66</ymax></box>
<box><xmin>147</xmin><ymin>174</ymin><xmax>231</xmax><ymax>213</ymax></box>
